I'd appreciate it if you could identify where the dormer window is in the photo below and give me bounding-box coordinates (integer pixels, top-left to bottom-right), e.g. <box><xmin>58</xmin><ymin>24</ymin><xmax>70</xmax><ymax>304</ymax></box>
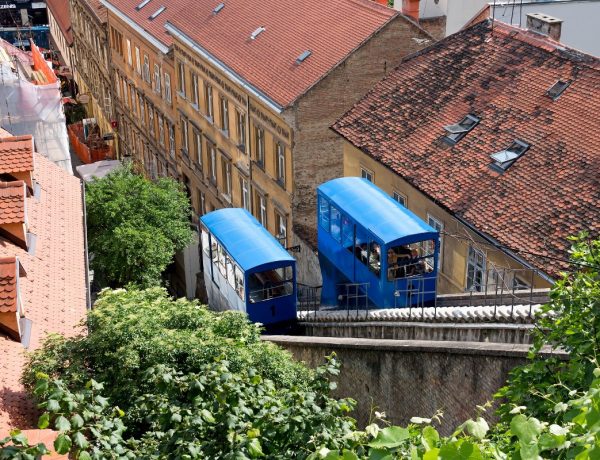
<box><xmin>547</xmin><ymin>80</ymin><xmax>570</xmax><ymax>100</ymax></box>
<box><xmin>250</xmin><ymin>26</ymin><xmax>265</xmax><ymax>40</ymax></box>
<box><xmin>443</xmin><ymin>114</ymin><xmax>479</xmax><ymax>145</ymax></box>
<box><xmin>490</xmin><ymin>139</ymin><xmax>529</xmax><ymax>172</ymax></box>
<box><xmin>135</xmin><ymin>0</ymin><xmax>152</xmax><ymax>10</ymax></box>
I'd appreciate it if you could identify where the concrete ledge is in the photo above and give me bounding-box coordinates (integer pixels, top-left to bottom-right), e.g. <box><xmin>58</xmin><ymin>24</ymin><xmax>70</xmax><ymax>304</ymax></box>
<box><xmin>299</xmin><ymin>321</ymin><xmax>536</xmax><ymax>330</ymax></box>
<box><xmin>264</xmin><ymin>335</ymin><xmax>567</xmax><ymax>359</ymax></box>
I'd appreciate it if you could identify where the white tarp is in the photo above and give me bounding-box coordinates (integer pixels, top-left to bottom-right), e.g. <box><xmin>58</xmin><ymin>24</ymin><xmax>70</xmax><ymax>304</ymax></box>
<box><xmin>0</xmin><ymin>61</ymin><xmax>72</xmax><ymax>174</ymax></box>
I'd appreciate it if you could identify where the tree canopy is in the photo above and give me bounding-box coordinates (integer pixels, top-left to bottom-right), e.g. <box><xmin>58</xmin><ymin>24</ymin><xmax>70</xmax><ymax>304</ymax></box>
<box><xmin>85</xmin><ymin>166</ymin><xmax>193</xmax><ymax>288</ymax></box>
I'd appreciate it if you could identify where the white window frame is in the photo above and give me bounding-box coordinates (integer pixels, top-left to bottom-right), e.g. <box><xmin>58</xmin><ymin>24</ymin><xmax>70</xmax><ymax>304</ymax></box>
<box><xmin>220</xmin><ymin>96</ymin><xmax>229</xmax><ymax>135</ymax></box>
<box><xmin>466</xmin><ymin>246</ymin><xmax>486</xmax><ymax>292</ymax></box>
<box><xmin>237</xmin><ymin>110</ymin><xmax>246</xmax><ymax>150</ymax></box>
<box><xmin>153</xmin><ymin>64</ymin><xmax>161</xmax><ymax>93</ymax></box>
<box><xmin>181</xmin><ymin>116</ymin><xmax>189</xmax><ymax>152</ymax></box>
<box><xmin>256</xmin><ymin>126</ymin><xmax>264</xmax><ymax>166</ymax></box>
<box><xmin>205</xmin><ymin>83</ymin><xmax>213</xmax><ymax>119</ymax></box>
<box><xmin>126</xmin><ymin>39</ymin><xmax>132</xmax><ymax>66</ymax></box>
<box><xmin>191</xmin><ymin>72</ymin><xmax>199</xmax><ymax>107</ymax></box>
<box><xmin>361</xmin><ymin>167</ymin><xmax>374</xmax><ymax>182</ymax></box>
<box><xmin>240</xmin><ymin>177</ymin><xmax>249</xmax><ymax>211</ymax></box>
<box><xmin>168</xmin><ymin>123</ymin><xmax>175</xmax><ymax>157</ymax></box>
<box><xmin>177</xmin><ymin>61</ymin><xmax>186</xmax><ymax>97</ymax></box>
<box><xmin>164</xmin><ymin>72</ymin><xmax>172</xmax><ymax>103</ymax></box>
<box><xmin>193</xmin><ymin>128</ymin><xmax>202</xmax><ymax>167</ymax></box>
<box><xmin>276</xmin><ymin>212</ymin><xmax>287</xmax><ymax>247</ymax></box>
<box><xmin>143</xmin><ymin>54</ymin><xmax>150</xmax><ymax>83</ymax></box>
<box><xmin>158</xmin><ymin>115</ymin><xmax>164</xmax><ymax>146</ymax></box>
<box><xmin>209</xmin><ymin>145</ymin><xmax>217</xmax><ymax>184</ymax></box>
<box><xmin>392</xmin><ymin>190</ymin><xmax>407</xmax><ymax>207</ymax></box>
<box><xmin>276</xmin><ymin>142</ymin><xmax>285</xmax><ymax>186</ymax></box>
<box><xmin>135</xmin><ymin>46</ymin><xmax>141</xmax><ymax>74</ymax></box>
<box><xmin>258</xmin><ymin>194</ymin><xmax>267</xmax><ymax>227</ymax></box>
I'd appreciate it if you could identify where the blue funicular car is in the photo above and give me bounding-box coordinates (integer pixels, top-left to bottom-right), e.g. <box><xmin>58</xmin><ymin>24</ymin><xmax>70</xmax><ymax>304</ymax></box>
<box><xmin>317</xmin><ymin>177</ymin><xmax>440</xmax><ymax>308</ymax></box>
<box><xmin>200</xmin><ymin>208</ymin><xmax>297</xmax><ymax>329</ymax></box>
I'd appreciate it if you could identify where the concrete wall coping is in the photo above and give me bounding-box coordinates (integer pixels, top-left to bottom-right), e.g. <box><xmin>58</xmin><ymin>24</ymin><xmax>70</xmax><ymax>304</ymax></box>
<box><xmin>264</xmin><ymin>335</ymin><xmax>567</xmax><ymax>359</ymax></box>
<box><xmin>297</xmin><ymin>321</ymin><xmax>536</xmax><ymax>331</ymax></box>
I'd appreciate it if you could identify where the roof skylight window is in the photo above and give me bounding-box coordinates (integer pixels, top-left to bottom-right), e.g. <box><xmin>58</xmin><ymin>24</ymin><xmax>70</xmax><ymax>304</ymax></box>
<box><xmin>250</xmin><ymin>26</ymin><xmax>266</xmax><ymax>40</ymax></box>
<box><xmin>546</xmin><ymin>79</ymin><xmax>570</xmax><ymax>100</ymax></box>
<box><xmin>213</xmin><ymin>2</ymin><xmax>225</xmax><ymax>14</ymax></box>
<box><xmin>135</xmin><ymin>0</ymin><xmax>151</xmax><ymax>11</ymax></box>
<box><xmin>296</xmin><ymin>50</ymin><xmax>312</xmax><ymax>64</ymax></box>
<box><xmin>443</xmin><ymin>114</ymin><xmax>479</xmax><ymax>145</ymax></box>
<box><xmin>490</xmin><ymin>139</ymin><xmax>529</xmax><ymax>172</ymax></box>
<box><xmin>148</xmin><ymin>5</ymin><xmax>166</xmax><ymax>20</ymax></box>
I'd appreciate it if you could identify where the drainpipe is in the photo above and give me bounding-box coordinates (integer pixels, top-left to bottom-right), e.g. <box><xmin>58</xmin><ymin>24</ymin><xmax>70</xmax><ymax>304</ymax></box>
<box><xmin>80</xmin><ymin>180</ymin><xmax>92</xmax><ymax>310</ymax></box>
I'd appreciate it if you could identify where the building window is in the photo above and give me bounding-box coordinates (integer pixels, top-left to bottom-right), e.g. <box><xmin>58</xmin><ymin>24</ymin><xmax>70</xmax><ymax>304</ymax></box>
<box><xmin>177</xmin><ymin>61</ymin><xmax>186</xmax><ymax>97</ymax></box>
<box><xmin>221</xmin><ymin>157</ymin><xmax>231</xmax><ymax>197</ymax></box>
<box><xmin>164</xmin><ymin>72</ymin><xmax>172</xmax><ymax>103</ymax></box>
<box><xmin>426</xmin><ymin>214</ymin><xmax>443</xmax><ymax>270</ymax></box>
<box><xmin>255</xmin><ymin>192</ymin><xmax>267</xmax><ymax>228</ymax></box>
<box><xmin>490</xmin><ymin>140</ymin><xmax>530</xmax><ymax>172</ymax></box>
<box><xmin>193</xmin><ymin>129</ymin><xmax>202</xmax><ymax>167</ymax></box>
<box><xmin>220</xmin><ymin>96</ymin><xmax>229</xmax><ymax>135</ymax></box>
<box><xmin>180</xmin><ymin>116</ymin><xmax>189</xmax><ymax>153</ymax></box>
<box><xmin>392</xmin><ymin>191</ymin><xmax>406</xmax><ymax>207</ymax></box>
<box><xmin>204</xmin><ymin>83</ymin><xmax>213</xmax><ymax>119</ymax></box>
<box><xmin>198</xmin><ymin>190</ymin><xmax>206</xmax><ymax>216</ymax></box>
<box><xmin>236</xmin><ymin>110</ymin><xmax>246</xmax><ymax>151</ymax></box>
<box><xmin>276</xmin><ymin>142</ymin><xmax>285</xmax><ymax>187</ymax></box>
<box><xmin>158</xmin><ymin>115</ymin><xmax>165</xmax><ymax>146</ymax></box>
<box><xmin>148</xmin><ymin>108</ymin><xmax>154</xmax><ymax>136</ymax></box>
<box><xmin>143</xmin><ymin>54</ymin><xmax>150</xmax><ymax>83</ymax></box>
<box><xmin>191</xmin><ymin>73</ymin><xmax>199</xmax><ymax>107</ymax></box>
<box><xmin>168</xmin><ymin>123</ymin><xmax>175</xmax><ymax>157</ymax></box>
<box><xmin>255</xmin><ymin>126</ymin><xmax>264</xmax><ymax>167</ymax></box>
<box><xmin>209</xmin><ymin>144</ymin><xmax>217</xmax><ymax>185</ymax></box>
<box><xmin>276</xmin><ymin>212</ymin><xmax>287</xmax><ymax>247</ymax></box>
<box><xmin>153</xmin><ymin>64</ymin><xmax>161</xmax><ymax>93</ymax></box>
<box><xmin>361</xmin><ymin>167</ymin><xmax>374</xmax><ymax>182</ymax></box>
<box><xmin>135</xmin><ymin>46</ymin><xmax>141</xmax><ymax>74</ymax></box>
<box><xmin>467</xmin><ymin>246</ymin><xmax>486</xmax><ymax>292</ymax></box>
<box><xmin>126</xmin><ymin>39</ymin><xmax>132</xmax><ymax>66</ymax></box>
<box><xmin>240</xmin><ymin>177</ymin><xmax>249</xmax><ymax>211</ymax></box>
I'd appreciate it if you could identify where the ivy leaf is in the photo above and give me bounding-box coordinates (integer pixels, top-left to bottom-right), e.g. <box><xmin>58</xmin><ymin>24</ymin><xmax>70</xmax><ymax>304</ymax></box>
<box><xmin>424</xmin><ymin>448</ymin><xmax>440</xmax><ymax>460</ymax></box>
<box><xmin>54</xmin><ymin>433</ymin><xmax>72</xmax><ymax>455</ymax></box>
<box><xmin>55</xmin><ymin>415</ymin><xmax>71</xmax><ymax>432</ymax></box>
<box><xmin>201</xmin><ymin>409</ymin><xmax>216</xmax><ymax>423</ymax></box>
<box><xmin>78</xmin><ymin>451</ymin><xmax>92</xmax><ymax>460</ymax></box>
<box><xmin>70</xmin><ymin>413</ymin><xmax>84</xmax><ymax>429</ymax></box>
<box><xmin>367</xmin><ymin>448</ymin><xmax>393</xmax><ymax>460</ymax></box>
<box><xmin>46</xmin><ymin>399</ymin><xmax>60</xmax><ymax>412</ymax></box>
<box><xmin>341</xmin><ymin>450</ymin><xmax>359</xmax><ymax>460</ymax></box>
<box><xmin>73</xmin><ymin>431</ymin><xmax>89</xmax><ymax>449</ymax></box>
<box><xmin>247</xmin><ymin>438</ymin><xmax>264</xmax><ymax>458</ymax></box>
<box><xmin>422</xmin><ymin>426</ymin><xmax>440</xmax><ymax>450</ymax></box>
<box><xmin>463</xmin><ymin>418</ymin><xmax>489</xmax><ymax>440</ymax></box>
<box><xmin>38</xmin><ymin>413</ymin><xmax>50</xmax><ymax>430</ymax></box>
<box><xmin>510</xmin><ymin>415</ymin><xmax>542</xmax><ymax>445</ymax></box>
<box><xmin>11</xmin><ymin>431</ymin><xmax>28</xmax><ymax>446</ymax></box>
<box><xmin>368</xmin><ymin>426</ymin><xmax>410</xmax><ymax>449</ymax></box>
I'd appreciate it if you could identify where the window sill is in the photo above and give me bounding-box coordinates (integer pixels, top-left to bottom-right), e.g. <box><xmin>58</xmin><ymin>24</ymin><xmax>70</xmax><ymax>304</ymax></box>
<box><xmin>221</xmin><ymin>193</ymin><xmax>232</xmax><ymax>204</ymax></box>
<box><xmin>276</xmin><ymin>178</ymin><xmax>286</xmax><ymax>190</ymax></box>
<box><xmin>220</xmin><ymin>129</ymin><xmax>229</xmax><ymax>138</ymax></box>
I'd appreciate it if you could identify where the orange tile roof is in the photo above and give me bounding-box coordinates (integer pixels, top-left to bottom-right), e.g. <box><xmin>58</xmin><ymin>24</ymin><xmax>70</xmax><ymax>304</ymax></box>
<box><xmin>0</xmin><ymin>257</ymin><xmax>17</xmax><ymax>313</ymax></box>
<box><xmin>82</xmin><ymin>0</ymin><xmax>108</xmax><ymax>23</ymax></box>
<box><xmin>0</xmin><ymin>135</ymin><xmax>34</xmax><ymax>175</ymax></box>
<box><xmin>0</xmin><ymin>182</ymin><xmax>26</xmax><ymax>225</ymax></box>
<box><xmin>105</xmin><ymin>0</ymin><xmax>402</xmax><ymax>108</ymax></box>
<box><xmin>46</xmin><ymin>0</ymin><xmax>74</xmax><ymax>46</ymax></box>
<box><xmin>0</xmin><ymin>153</ymin><xmax>87</xmax><ymax>436</ymax></box>
<box><xmin>333</xmin><ymin>20</ymin><xmax>600</xmax><ymax>279</ymax></box>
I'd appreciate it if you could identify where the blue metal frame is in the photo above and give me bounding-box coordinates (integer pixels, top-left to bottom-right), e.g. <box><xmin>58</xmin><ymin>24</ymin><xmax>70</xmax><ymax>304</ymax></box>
<box><xmin>317</xmin><ymin>178</ymin><xmax>440</xmax><ymax>308</ymax></box>
<box><xmin>200</xmin><ymin>208</ymin><xmax>297</xmax><ymax>326</ymax></box>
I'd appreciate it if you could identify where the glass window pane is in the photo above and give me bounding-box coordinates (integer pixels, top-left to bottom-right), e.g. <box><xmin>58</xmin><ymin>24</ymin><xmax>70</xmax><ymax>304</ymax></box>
<box><xmin>368</xmin><ymin>240</ymin><xmax>381</xmax><ymax>277</ymax></box>
<box><xmin>330</xmin><ymin>205</ymin><xmax>341</xmax><ymax>243</ymax></box>
<box><xmin>354</xmin><ymin>226</ymin><xmax>369</xmax><ymax>266</ymax></box>
<box><xmin>341</xmin><ymin>215</ymin><xmax>354</xmax><ymax>250</ymax></box>
<box><xmin>318</xmin><ymin>196</ymin><xmax>330</xmax><ymax>232</ymax></box>
<box><xmin>235</xmin><ymin>266</ymin><xmax>245</xmax><ymax>301</ymax></box>
<box><xmin>247</xmin><ymin>265</ymin><xmax>294</xmax><ymax>303</ymax></box>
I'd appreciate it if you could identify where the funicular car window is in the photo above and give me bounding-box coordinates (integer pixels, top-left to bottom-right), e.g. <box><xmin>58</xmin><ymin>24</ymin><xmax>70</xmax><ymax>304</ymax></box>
<box><xmin>247</xmin><ymin>265</ymin><xmax>293</xmax><ymax>303</ymax></box>
<box><xmin>386</xmin><ymin>240</ymin><xmax>436</xmax><ymax>281</ymax></box>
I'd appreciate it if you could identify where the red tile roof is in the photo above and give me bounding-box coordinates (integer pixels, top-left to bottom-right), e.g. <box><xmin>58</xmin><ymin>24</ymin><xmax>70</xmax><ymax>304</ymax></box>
<box><xmin>0</xmin><ymin>135</ymin><xmax>34</xmax><ymax>175</ymax></box>
<box><xmin>0</xmin><ymin>182</ymin><xmax>26</xmax><ymax>225</ymax></box>
<box><xmin>82</xmin><ymin>0</ymin><xmax>108</xmax><ymax>23</ymax></box>
<box><xmin>106</xmin><ymin>0</ymin><xmax>404</xmax><ymax>108</ymax></box>
<box><xmin>0</xmin><ymin>257</ymin><xmax>17</xmax><ymax>313</ymax></box>
<box><xmin>46</xmin><ymin>0</ymin><xmax>73</xmax><ymax>46</ymax></box>
<box><xmin>0</xmin><ymin>152</ymin><xmax>87</xmax><ymax>436</ymax></box>
<box><xmin>333</xmin><ymin>20</ymin><xmax>600</xmax><ymax>279</ymax></box>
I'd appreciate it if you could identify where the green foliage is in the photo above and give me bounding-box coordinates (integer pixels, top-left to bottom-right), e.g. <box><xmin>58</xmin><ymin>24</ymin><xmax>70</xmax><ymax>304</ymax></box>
<box><xmin>23</xmin><ymin>287</ymin><xmax>313</xmax><ymax>431</ymax></box>
<box><xmin>85</xmin><ymin>165</ymin><xmax>193</xmax><ymax>288</ymax></box>
<box><xmin>495</xmin><ymin>234</ymin><xmax>600</xmax><ymax>424</ymax></box>
<box><xmin>0</xmin><ymin>430</ymin><xmax>49</xmax><ymax>459</ymax></box>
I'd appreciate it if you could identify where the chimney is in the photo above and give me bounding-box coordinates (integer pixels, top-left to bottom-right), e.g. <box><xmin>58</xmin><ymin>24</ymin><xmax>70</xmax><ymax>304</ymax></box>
<box><xmin>402</xmin><ymin>0</ymin><xmax>419</xmax><ymax>21</ymax></box>
<box><xmin>526</xmin><ymin>13</ymin><xmax>562</xmax><ymax>41</ymax></box>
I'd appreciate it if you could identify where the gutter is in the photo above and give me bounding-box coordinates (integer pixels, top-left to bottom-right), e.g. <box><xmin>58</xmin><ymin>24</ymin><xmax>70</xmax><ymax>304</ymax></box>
<box><xmin>164</xmin><ymin>22</ymin><xmax>284</xmax><ymax>115</ymax></box>
<box><xmin>80</xmin><ymin>180</ymin><xmax>92</xmax><ymax>310</ymax></box>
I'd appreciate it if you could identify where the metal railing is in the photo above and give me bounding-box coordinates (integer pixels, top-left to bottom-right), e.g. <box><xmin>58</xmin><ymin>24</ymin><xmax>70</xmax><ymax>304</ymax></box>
<box><xmin>248</xmin><ymin>281</ymin><xmax>294</xmax><ymax>303</ymax></box>
<box><xmin>296</xmin><ymin>283</ymin><xmax>322</xmax><ymax>321</ymax></box>
<box><xmin>296</xmin><ymin>268</ymin><xmax>548</xmax><ymax>323</ymax></box>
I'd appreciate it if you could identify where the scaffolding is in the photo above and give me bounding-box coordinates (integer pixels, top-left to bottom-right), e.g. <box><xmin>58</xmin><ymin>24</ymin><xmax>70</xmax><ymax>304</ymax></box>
<box><xmin>0</xmin><ymin>39</ymin><xmax>72</xmax><ymax>173</ymax></box>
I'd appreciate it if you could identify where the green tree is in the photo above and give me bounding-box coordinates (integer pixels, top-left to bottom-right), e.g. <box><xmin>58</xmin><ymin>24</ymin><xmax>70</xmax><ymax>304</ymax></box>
<box><xmin>85</xmin><ymin>166</ymin><xmax>193</xmax><ymax>288</ymax></box>
<box><xmin>495</xmin><ymin>234</ymin><xmax>600</xmax><ymax>425</ymax></box>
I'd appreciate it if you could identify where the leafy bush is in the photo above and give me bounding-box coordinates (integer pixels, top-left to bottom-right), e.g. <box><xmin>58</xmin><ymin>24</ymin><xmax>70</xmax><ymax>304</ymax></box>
<box><xmin>85</xmin><ymin>166</ymin><xmax>193</xmax><ymax>288</ymax></box>
<box><xmin>495</xmin><ymin>235</ymin><xmax>600</xmax><ymax>425</ymax></box>
<box><xmin>23</xmin><ymin>288</ymin><xmax>313</xmax><ymax>434</ymax></box>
